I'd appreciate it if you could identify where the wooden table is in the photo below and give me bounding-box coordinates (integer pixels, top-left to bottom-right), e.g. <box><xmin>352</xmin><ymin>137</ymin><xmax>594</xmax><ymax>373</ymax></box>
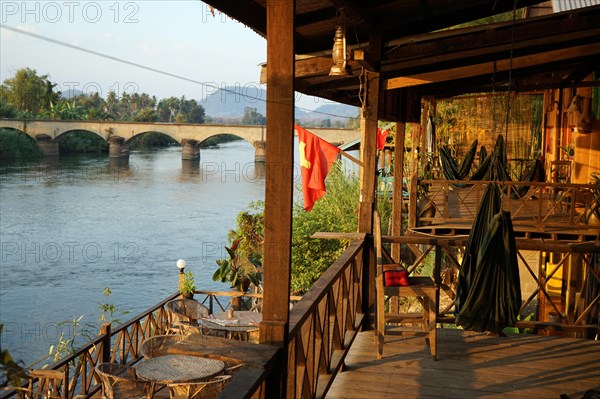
<box><xmin>136</xmin><ymin>354</ymin><xmax>225</xmax><ymax>384</ymax></box>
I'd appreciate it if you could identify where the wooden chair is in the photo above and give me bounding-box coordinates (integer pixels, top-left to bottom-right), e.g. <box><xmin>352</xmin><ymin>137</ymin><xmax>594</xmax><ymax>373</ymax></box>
<box><xmin>95</xmin><ymin>363</ymin><xmax>153</xmax><ymax>399</ymax></box>
<box><xmin>166</xmin><ymin>299</ymin><xmax>210</xmax><ymax>335</ymax></box>
<box><xmin>167</xmin><ymin>375</ymin><xmax>231</xmax><ymax>399</ymax></box>
<box><xmin>550</xmin><ymin>159</ymin><xmax>572</xmax><ymax>184</ymax></box>
<box><xmin>13</xmin><ymin>368</ymin><xmax>69</xmax><ymax>399</ymax></box>
<box><xmin>373</xmin><ymin>210</ymin><xmax>439</xmax><ymax>360</ymax></box>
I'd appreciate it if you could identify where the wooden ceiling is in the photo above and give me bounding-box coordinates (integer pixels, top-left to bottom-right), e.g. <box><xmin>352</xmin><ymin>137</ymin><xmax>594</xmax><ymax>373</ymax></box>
<box><xmin>203</xmin><ymin>0</ymin><xmax>600</xmax><ymax>112</ymax></box>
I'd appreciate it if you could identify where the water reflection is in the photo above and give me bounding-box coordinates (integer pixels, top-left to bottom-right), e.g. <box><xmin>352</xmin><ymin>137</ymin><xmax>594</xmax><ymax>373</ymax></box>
<box><xmin>180</xmin><ymin>159</ymin><xmax>200</xmax><ymax>181</ymax></box>
<box><xmin>0</xmin><ymin>143</ymin><xmax>265</xmax><ymax>366</ymax></box>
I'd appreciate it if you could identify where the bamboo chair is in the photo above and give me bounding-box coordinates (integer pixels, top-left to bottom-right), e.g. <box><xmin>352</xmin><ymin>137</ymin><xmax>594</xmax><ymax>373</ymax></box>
<box><xmin>167</xmin><ymin>375</ymin><xmax>231</xmax><ymax>399</ymax></box>
<box><xmin>12</xmin><ymin>368</ymin><xmax>69</xmax><ymax>399</ymax></box>
<box><xmin>373</xmin><ymin>210</ymin><xmax>439</xmax><ymax>360</ymax></box>
<box><xmin>166</xmin><ymin>299</ymin><xmax>210</xmax><ymax>335</ymax></box>
<box><xmin>95</xmin><ymin>363</ymin><xmax>153</xmax><ymax>399</ymax></box>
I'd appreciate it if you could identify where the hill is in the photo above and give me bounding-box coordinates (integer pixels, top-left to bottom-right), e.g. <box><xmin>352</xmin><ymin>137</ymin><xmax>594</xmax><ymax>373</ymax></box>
<box><xmin>200</xmin><ymin>86</ymin><xmax>357</xmax><ymax>125</ymax></box>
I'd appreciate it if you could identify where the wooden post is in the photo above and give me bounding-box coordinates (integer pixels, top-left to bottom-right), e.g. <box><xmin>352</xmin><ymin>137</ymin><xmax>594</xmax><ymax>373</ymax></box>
<box><xmin>260</xmin><ymin>0</ymin><xmax>294</xmax><ymax>396</ymax></box>
<box><xmin>420</xmin><ymin>99</ymin><xmax>430</xmax><ymax>178</ymax></box>
<box><xmin>408</xmin><ymin>119</ymin><xmax>419</xmax><ymax>229</ymax></box>
<box><xmin>100</xmin><ymin>323</ymin><xmax>111</xmax><ymax>363</ymax></box>
<box><xmin>391</xmin><ymin>122</ymin><xmax>406</xmax><ymax>261</ymax></box>
<box><xmin>358</xmin><ymin>32</ymin><xmax>382</xmax><ymax>323</ymax></box>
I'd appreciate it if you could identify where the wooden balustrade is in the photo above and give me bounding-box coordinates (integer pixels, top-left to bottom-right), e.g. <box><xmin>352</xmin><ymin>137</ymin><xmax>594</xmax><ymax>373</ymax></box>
<box><xmin>417</xmin><ymin>179</ymin><xmax>599</xmax><ymax>235</ymax></box>
<box><xmin>219</xmin><ymin>238</ymin><xmax>368</xmax><ymax>399</ymax></box>
<box><xmin>3</xmin><ymin>233</ymin><xmax>594</xmax><ymax>399</ymax></box>
<box><xmin>0</xmin><ymin>293</ymin><xmax>178</xmax><ymax>399</ymax></box>
<box><xmin>285</xmin><ymin>239</ymin><xmax>366</xmax><ymax>399</ymax></box>
<box><xmin>383</xmin><ymin>235</ymin><xmax>600</xmax><ymax>337</ymax></box>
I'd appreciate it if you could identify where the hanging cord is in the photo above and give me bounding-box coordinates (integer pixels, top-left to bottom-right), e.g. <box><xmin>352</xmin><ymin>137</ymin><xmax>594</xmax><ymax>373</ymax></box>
<box><xmin>504</xmin><ymin>0</ymin><xmax>518</xmax><ymax>142</ymax></box>
<box><xmin>492</xmin><ymin>60</ymin><xmax>497</xmax><ymax>135</ymax></box>
<box><xmin>359</xmin><ymin>67</ymin><xmax>369</xmax><ymax>116</ymax></box>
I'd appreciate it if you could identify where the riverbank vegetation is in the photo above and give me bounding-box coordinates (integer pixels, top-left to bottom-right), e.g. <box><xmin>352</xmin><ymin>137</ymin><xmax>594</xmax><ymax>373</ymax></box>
<box><xmin>0</xmin><ymin>129</ymin><xmax>42</xmax><ymax>159</ymax></box>
<box><xmin>225</xmin><ymin>163</ymin><xmax>391</xmax><ymax>295</ymax></box>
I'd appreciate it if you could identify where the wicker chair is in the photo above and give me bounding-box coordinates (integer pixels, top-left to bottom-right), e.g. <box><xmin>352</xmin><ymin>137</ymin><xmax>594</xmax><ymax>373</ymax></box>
<box><xmin>166</xmin><ymin>299</ymin><xmax>210</xmax><ymax>334</ymax></box>
<box><xmin>95</xmin><ymin>363</ymin><xmax>153</xmax><ymax>399</ymax></box>
<box><xmin>167</xmin><ymin>375</ymin><xmax>231</xmax><ymax>399</ymax></box>
<box><xmin>139</xmin><ymin>335</ymin><xmax>188</xmax><ymax>359</ymax></box>
<box><xmin>223</xmin><ymin>363</ymin><xmax>243</xmax><ymax>375</ymax></box>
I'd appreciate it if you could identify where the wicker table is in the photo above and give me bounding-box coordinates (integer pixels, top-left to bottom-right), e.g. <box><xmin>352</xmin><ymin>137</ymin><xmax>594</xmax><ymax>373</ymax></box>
<box><xmin>136</xmin><ymin>355</ymin><xmax>225</xmax><ymax>384</ymax></box>
<box><xmin>199</xmin><ymin>311</ymin><xmax>261</xmax><ymax>341</ymax></box>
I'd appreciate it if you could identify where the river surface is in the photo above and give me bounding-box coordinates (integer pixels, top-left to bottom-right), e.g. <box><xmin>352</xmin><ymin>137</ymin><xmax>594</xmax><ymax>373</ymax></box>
<box><xmin>0</xmin><ymin>141</ymin><xmax>270</xmax><ymax>366</ymax></box>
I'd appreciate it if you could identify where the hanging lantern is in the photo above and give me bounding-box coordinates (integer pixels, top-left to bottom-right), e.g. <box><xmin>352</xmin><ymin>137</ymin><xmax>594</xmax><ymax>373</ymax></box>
<box><xmin>329</xmin><ymin>26</ymin><xmax>350</xmax><ymax>76</ymax></box>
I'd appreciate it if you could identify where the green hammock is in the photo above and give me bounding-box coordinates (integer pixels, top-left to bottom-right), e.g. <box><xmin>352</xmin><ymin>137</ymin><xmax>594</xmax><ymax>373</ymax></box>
<box><xmin>456</xmin><ymin>209</ymin><xmax>521</xmax><ymax>334</ymax></box>
<box><xmin>455</xmin><ymin>183</ymin><xmax>502</xmax><ymax>316</ymax></box>
<box><xmin>439</xmin><ymin>139</ymin><xmax>478</xmax><ymax>181</ymax></box>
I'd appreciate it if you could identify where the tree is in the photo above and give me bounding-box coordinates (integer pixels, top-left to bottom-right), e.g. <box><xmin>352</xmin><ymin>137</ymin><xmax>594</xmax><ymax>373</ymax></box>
<box><xmin>242</xmin><ymin>107</ymin><xmax>266</xmax><ymax>125</ymax></box>
<box><xmin>0</xmin><ymin>68</ymin><xmax>60</xmax><ymax>116</ymax></box>
<box><xmin>156</xmin><ymin>97</ymin><xmax>205</xmax><ymax>124</ymax></box>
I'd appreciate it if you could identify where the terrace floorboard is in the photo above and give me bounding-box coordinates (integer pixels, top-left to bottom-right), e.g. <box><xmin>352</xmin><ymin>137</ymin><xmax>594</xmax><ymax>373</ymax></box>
<box><xmin>325</xmin><ymin>329</ymin><xmax>600</xmax><ymax>399</ymax></box>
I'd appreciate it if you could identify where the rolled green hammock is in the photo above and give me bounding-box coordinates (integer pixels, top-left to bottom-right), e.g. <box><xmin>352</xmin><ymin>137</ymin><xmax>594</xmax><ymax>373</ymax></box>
<box><xmin>455</xmin><ymin>183</ymin><xmax>502</xmax><ymax>316</ymax></box>
<box><xmin>456</xmin><ymin>209</ymin><xmax>521</xmax><ymax>334</ymax></box>
<box><xmin>439</xmin><ymin>139</ymin><xmax>478</xmax><ymax>181</ymax></box>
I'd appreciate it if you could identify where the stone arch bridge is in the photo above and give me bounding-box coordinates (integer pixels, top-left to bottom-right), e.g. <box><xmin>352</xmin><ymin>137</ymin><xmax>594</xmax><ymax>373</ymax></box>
<box><xmin>0</xmin><ymin>119</ymin><xmax>359</xmax><ymax>162</ymax></box>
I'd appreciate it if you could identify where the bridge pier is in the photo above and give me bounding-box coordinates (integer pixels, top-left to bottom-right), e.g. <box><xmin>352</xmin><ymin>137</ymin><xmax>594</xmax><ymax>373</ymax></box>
<box><xmin>253</xmin><ymin>140</ymin><xmax>266</xmax><ymax>163</ymax></box>
<box><xmin>35</xmin><ymin>134</ymin><xmax>59</xmax><ymax>156</ymax></box>
<box><xmin>181</xmin><ymin>139</ymin><xmax>200</xmax><ymax>161</ymax></box>
<box><xmin>108</xmin><ymin>136</ymin><xmax>130</xmax><ymax>158</ymax></box>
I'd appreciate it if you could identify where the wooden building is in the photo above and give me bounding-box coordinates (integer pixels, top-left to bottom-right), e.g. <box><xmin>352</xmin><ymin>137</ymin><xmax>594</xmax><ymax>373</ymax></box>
<box><xmin>193</xmin><ymin>0</ymin><xmax>600</xmax><ymax>397</ymax></box>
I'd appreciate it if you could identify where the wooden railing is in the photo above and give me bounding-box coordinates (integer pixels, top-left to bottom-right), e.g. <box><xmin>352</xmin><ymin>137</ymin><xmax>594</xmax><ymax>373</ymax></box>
<box><xmin>3</xmin><ymin>238</ymin><xmax>368</xmax><ymax>399</ymax></box>
<box><xmin>220</xmin><ymin>238</ymin><xmax>368</xmax><ymax>399</ymax></box>
<box><xmin>1</xmin><ymin>292</ymin><xmax>178</xmax><ymax>399</ymax></box>
<box><xmin>418</xmin><ymin>179</ymin><xmax>599</xmax><ymax>235</ymax></box>
<box><xmin>193</xmin><ymin>290</ymin><xmax>302</xmax><ymax>314</ymax></box>
<box><xmin>285</xmin><ymin>238</ymin><xmax>366</xmax><ymax>399</ymax></box>
<box><xmin>384</xmin><ymin>234</ymin><xmax>600</xmax><ymax>337</ymax></box>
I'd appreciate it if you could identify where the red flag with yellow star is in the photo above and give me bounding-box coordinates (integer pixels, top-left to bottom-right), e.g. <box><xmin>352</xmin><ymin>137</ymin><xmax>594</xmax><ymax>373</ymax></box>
<box><xmin>296</xmin><ymin>124</ymin><xmax>341</xmax><ymax>211</ymax></box>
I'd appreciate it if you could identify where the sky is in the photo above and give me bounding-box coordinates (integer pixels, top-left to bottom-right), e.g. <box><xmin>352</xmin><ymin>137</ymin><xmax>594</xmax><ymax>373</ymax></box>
<box><xmin>0</xmin><ymin>0</ymin><xmax>331</xmax><ymax>111</ymax></box>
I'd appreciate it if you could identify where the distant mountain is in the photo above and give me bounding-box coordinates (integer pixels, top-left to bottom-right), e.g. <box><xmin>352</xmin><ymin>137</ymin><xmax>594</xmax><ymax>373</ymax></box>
<box><xmin>200</xmin><ymin>86</ymin><xmax>358</xmax><ymax>124</ymax></box>
<box><xmin>201</xmin><ymin>86</ymin><xmax>266</xmax><ymax>119</ymax></box>
<box><xmin>305</xmin><ymin>103</ymin><xmax>359</xmax><ymax>122</ymax></box>
<box><xmin>61</xmin><ymin>89</ymin><xmax>84</xmax><ymax>99</ymax></box>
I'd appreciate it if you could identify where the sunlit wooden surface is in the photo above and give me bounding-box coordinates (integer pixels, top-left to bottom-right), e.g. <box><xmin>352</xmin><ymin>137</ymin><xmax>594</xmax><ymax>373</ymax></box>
<box><xmin>326</xmin><ymin>329</ymin><xmax>600</xmax><ymax>399</ymax></box>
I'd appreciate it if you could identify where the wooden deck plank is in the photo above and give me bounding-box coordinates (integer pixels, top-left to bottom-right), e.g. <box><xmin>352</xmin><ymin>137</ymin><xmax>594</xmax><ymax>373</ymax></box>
<box><xmin>326</xmin><ymin>329</ymin><xmax>600</xmax><ymax>399</ymax></box>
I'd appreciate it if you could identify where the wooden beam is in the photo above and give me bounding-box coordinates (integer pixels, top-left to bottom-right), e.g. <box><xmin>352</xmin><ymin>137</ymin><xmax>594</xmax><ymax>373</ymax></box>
<box><xmin>328</xmin><ymin>0</ymin><xmax>375</xmax><ymax>29</ymax></box>
<box><xmin>384</xmin><ymin>44</ymin><xmax>600</xmax><ymax>90</ymax></box>
<box><xmin>383</xmin><ymin>9</ymin><xmax>600</xmax><ymax>65</ymax></box>
<box><xmin>358</xmin><ymin>32</ymin><xmax>382</xmax><ymax>234</ymax></box>
<box><xmin>353</xmin><ymin>49</ymin><xmax>379</xmax><ymax>72</ymax></box>
<box><xmin>260</xmin><ymin>0</ymin><xmax>294</xmax><ymax>396</ymax></box>
<box><xmin>357</xmin><ymin>32</ymin><xmax>382</xmax><ymax>319</ymax></box>
<box><xmin>391</xmin><ymin>122</ymin><xmax>405</xmax><ymax>261</ymax></box>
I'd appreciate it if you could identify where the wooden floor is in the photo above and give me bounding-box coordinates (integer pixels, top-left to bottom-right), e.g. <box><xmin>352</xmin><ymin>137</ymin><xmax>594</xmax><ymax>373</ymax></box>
<box><xmin>326</xmin><ymin>329</ymin><xmax>600</xmax><ymax>399</ymax></box>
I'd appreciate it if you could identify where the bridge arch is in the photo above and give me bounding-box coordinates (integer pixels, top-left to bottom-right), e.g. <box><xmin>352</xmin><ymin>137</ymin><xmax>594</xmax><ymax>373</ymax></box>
<box><xmin>126</xmin><ymin>130</ymin><xmax>180</xmax><ymax>144</ymax></box>
<box><xmin>55</xmin><ymin>128</ymin><xmax>105</xmax><ymax>141</ymax></box>
<box><xmin>200</xmin><ymin>132</ymin><xmax>256</xmax><ymax>147</ymax></box>
<box><xmin>0</xmin><ymin>126</ymin><xmax>28</xmax><ymax>136</ymax></box>
<box><xmin>0</xmin><ymin>119</ymin><xmax>359</xmax><ymax>162</ymax></box>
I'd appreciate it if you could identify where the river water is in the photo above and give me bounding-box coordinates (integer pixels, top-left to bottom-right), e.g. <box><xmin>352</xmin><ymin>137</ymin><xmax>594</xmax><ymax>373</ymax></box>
<box><xmin>0</xmin><ymin>141</ymin><xmax>268</xmax><ymax>367</ymax></box>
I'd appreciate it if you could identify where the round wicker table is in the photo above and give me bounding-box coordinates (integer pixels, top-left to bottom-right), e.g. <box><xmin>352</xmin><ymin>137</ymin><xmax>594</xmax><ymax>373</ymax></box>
<box><xmin>136</xmin><ymin>354</ymin><xmax>225</xmax><ymax>384</ymax></box>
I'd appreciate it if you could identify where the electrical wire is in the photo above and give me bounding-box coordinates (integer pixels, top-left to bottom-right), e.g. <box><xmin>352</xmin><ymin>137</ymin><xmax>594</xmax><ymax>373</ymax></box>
<box><xmin>1</xmin><ymin>24</ymin><xmax>360</xmax><ymax>121</ymax></box>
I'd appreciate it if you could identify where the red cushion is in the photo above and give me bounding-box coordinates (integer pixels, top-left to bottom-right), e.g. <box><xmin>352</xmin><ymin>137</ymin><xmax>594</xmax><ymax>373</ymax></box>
<box><xmin>383</xmin><ymin>264</ymin><xmax>410</xmax><ymax>286</ymax></box>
